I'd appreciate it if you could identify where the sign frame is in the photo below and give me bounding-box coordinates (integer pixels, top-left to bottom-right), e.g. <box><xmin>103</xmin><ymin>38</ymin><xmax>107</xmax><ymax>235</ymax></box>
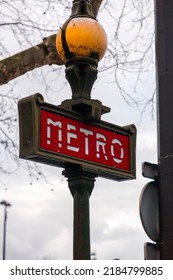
<box><xmin>18</xmin><ymin>93</ymin><xmax>136</xmax><ymax>181</ymax></box>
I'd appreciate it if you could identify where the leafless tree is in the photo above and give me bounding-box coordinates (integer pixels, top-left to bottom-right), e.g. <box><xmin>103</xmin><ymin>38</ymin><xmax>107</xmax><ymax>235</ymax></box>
<box><xmin>0</xmin><ymin>0</ymin><xmax>155</xmax><ymax>182</ymax></box>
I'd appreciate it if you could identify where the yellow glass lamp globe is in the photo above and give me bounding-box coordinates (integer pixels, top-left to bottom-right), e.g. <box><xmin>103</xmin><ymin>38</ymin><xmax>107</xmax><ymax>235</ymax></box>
<box><xmin>56</xmin><ymin>17</ymin><xmax>107</xmax><ymax>62</ymax></box>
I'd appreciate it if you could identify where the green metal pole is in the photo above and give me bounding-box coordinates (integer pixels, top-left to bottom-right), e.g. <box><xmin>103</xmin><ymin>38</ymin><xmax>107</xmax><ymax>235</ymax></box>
<box><xmin>63</xmin><ymin>166</ymin><xmax>96</xmax><ymax>260</ymax></box>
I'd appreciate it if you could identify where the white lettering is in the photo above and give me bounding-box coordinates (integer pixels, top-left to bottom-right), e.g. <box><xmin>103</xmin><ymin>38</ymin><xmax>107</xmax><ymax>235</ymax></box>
<box><xmin>80</xmin><ymin>128</ymin><xmax>93</xmax><ymax>155</ymax></box>
<box><xmin>67</xmin><ymin>124</ymin><xmax>79</xmax><ymax>152</ymax></box>
<box><xmin>96</xmin><ymin>133</ymin><xmax>108</xmax><ymax>160</ymax></box>
<box><xmin>111</xmin><ymin>139</ymin><xmax>124</xmax><ymax>163</ymax></box>
<box><xmin>47</xmin><ymin>118</ymin><xmax>62</xmax><ymax>147</ymax></box>
<box><xmin>47</xmin><ymin>126</ymin><xmax>51</xmax><ymax>144</ymax></box>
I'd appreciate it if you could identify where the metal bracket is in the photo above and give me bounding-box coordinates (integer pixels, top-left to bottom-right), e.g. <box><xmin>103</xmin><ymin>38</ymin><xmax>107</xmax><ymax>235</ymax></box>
<box><xmin>60</xmin><ymin>98</ymin><xmax>110</xmax><ymax>121</ymax></box>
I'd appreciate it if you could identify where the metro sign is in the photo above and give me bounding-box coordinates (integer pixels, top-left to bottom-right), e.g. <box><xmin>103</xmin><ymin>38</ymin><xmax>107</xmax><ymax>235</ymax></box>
<box><xmin>41</xmin><ymin>110</ymin><xmax>130</xmax><ymax>171</ymax></box>
<box><xmin>18</xmin><ymin>93</ymin><xmax>136</xmax><ymax>181</ymax></box>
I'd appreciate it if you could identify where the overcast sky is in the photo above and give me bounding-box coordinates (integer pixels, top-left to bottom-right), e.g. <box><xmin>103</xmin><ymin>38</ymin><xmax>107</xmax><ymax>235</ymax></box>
<box><xmin>0</xmin><ymin>1</ymin><xmax>156</xmax><ymax>260</ymax></box>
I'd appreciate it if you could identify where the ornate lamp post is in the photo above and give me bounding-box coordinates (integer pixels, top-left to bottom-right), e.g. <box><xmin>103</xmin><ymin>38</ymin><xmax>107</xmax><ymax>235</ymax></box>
<box><xmin>18</xmin><ymin>0</ymin><xmax>136</xmax><ymax>260</ymax></box>
<box><xmin>56</xmin><ymin>0</ymin><xmax>108</xmax><ymax>260</ymax></box>
<box><xmin>0</xmin><ymin>200</ymin><xmax>11</xmax><ymax>260</ymax></box>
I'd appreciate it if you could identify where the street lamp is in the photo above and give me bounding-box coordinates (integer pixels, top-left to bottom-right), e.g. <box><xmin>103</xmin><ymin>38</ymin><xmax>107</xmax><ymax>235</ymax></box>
<box><xmin>56</xmin><ymin>0</ymin><xmax>109</xmax><ymax>121</ymax></box>
<box><xmin>56</xmin><ymin>0</ymin><xmax>108</xmax><ymax>260</ymax></box>
<box><xmin>56</xmin><ymin>0</ymin><xmax>107</xmax><ymax>63</ymax></box>
<box><xmin>0</xmin><ymin>200</ymin><xmax>11</xmax><ymax>260</ymax></box>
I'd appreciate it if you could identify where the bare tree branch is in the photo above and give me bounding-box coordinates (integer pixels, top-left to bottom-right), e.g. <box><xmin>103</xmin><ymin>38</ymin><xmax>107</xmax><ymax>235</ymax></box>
<box><xmin>0</xmin><ymin>35</ymin><xmax>63</xmax><ymax>85</ymax></box>
<box><xmin>0</xmin><ymin>0</ymin><xmax>103</xmax><ymax>86</ymax></box>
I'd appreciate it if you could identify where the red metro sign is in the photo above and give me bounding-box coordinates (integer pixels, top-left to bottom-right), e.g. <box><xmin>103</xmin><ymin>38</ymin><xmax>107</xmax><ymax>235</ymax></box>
<box><xmin>40</xmin><ymin>109</ymin><xmax>130</xmax><ymax>171</ymax></box>
<box><xmin>18</xmin><ymin>94</ymin><xmax>136</xmax><ymax>181</ymax></box>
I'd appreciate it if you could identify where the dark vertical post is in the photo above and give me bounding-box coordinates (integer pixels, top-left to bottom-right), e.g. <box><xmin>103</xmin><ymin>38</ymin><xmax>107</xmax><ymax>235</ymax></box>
<box><xmin>0</xmin><ymin>200</ymin><xmax>11</xmax><ymax>260</ymax></box>
<box><xmin>2</xmin><ymin>205</ymin><xmax>7</xmax><ymax>260</ymax></box>
<box><xmin>63</xmin><ymin>166</ymin><xmax>96</xmax><ymax>259</ymax></box>
<box><xmin>155</xmin><ymin>0</ymin><xmax>173</xmax><ymax>259</ymax></box>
